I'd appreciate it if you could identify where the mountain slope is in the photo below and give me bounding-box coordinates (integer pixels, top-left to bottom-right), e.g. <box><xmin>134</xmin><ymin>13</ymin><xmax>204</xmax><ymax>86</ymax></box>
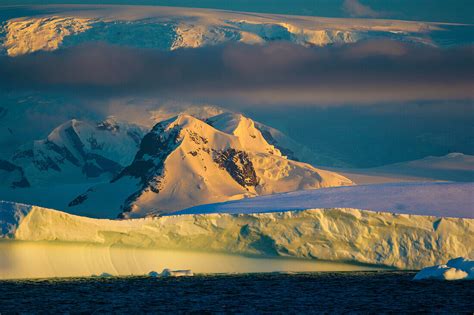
<box><xmin>12</xmin><ymin>117</ymin><xmax>146</xmax><ymax>186</ymax></box>
<box><xmin>69</xmin><ymin>113</ymin><xmax>352</xmax><ymax>218</ymax></box>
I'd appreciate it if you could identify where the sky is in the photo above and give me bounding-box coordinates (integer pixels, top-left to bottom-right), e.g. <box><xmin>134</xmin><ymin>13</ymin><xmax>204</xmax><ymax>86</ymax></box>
<box><xmin>0</xmin><ymin>0</ymin><xmax>473</xmax><ymax>23</ymax></box>
<box><xmin>0</xmin><ymin>2</ymin><xmax>472</xmax><ymax>167</ymax></box>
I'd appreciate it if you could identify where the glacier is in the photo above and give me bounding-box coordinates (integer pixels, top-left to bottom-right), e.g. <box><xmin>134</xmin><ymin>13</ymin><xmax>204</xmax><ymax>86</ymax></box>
<box><xmin>1</xmin><ymin>5</ymin><xmax>468</xmax><ymax>57</ymax></box>
<box><xmin>176</xmin><ymin>182</ymin><xmax>474</xmax><ymax>219</ymax></box>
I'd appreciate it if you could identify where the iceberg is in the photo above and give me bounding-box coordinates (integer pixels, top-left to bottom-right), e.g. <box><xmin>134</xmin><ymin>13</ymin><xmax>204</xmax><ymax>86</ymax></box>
<box><xmin>414</xmin><ymin>257</ymin><xmax>474</xmax><ymax>280</ymax></box>
<box><xmin>1</xmin><ymin>200</ymin><xmax>473</xmax><ymax>274</ymax></box>
<box><xmin>92</xmin><ymin>272</ymin><xmax>114</xmax><ymax>278</ymax></box>
<box><xmin>149</xmin><ymin>269</ymin><xmax>194</xmax><ymax>277</ymax></box>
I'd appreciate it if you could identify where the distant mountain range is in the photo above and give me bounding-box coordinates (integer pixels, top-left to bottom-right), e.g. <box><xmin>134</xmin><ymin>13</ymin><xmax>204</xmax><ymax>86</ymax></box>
<box><xmin>0</xmin><ymin>110</ymin><xmax>352</xmax><ymax>218</ymax></box>
<box><xmin>69</xmin><ymin>113</ymin><xmax>352</xmax><ymax>218</ymax></box>
<box><xmin>10</xmin><ymin>117</ymin><xmax>146</xmax><ymax>186</ymax></box>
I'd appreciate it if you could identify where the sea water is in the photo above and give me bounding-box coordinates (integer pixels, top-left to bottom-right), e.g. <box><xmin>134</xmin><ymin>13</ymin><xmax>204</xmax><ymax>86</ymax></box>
<box><xmin>0</xmin><ymin>272</ymin><xmax>473</xmax><ymax>313</ymax></box>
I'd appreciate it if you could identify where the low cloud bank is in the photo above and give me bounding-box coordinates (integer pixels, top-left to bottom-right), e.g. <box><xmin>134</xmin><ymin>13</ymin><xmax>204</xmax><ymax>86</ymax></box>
<box><xmin>342</xmin><ymin>0</ymin><xmax>383</xmax><ymax>18</ymax></box>
<box><xmin>1</xmin><ymin>40</ymin><xmax>473</xmax><ymax>105</ymax></box>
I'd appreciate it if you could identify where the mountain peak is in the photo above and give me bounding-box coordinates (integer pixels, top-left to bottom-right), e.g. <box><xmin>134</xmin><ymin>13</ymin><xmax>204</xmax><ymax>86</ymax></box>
<box><xmin>12</xmin><ymin>118</ymin><xmax>146</xmax><ymax>185</ymax></box>
<box><xmin>69</xmin><ymin>112</ymin><xmax>353</xmax><ymax>218</ymax></box>
<box><xmin>208</xmin><ymin>112</ymin><xmax>281</xmax><ymax>156</ymax></box>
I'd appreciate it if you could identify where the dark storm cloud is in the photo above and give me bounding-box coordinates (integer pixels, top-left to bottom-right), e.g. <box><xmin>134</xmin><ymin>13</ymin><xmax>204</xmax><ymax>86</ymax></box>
<box><xmin>0</xmin><ymin>40</ymin><xmax>473</xmax><ymax>105</ymax></box>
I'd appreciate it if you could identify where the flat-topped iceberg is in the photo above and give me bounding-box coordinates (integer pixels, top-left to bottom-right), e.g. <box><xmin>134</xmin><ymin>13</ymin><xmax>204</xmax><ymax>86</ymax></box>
<box><xmin>1</xmin><ymin>200</ymin><xmax>473</xmax><ymax>271</ymax></box>
<box><xmin>414</xmin><ymin>257</ymin><xmax>474</xmax><ymax>280</ymax></box>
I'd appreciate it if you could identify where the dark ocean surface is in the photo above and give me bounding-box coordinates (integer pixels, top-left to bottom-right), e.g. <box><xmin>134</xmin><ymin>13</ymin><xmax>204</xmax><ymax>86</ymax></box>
<box><xmin>0</xmin><ymin>271</ymin><xmax>473</xmax><ymax>313</ymax></box>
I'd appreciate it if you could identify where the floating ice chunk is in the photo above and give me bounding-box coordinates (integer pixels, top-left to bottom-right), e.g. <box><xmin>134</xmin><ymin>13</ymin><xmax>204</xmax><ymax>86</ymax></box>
<box><xmin>149</xmin><ymin>269</ymin><xmax>194</xmax><ymax>277</ymax></box>
<box><xmin>161</xmin><ymin>269</ymin><xmax>194</xmax><ymax>277</ymax></box>
<box><xmin>92</xmin><ymin>272</ymin><xmax>114</xmax><ymax>278</ymax></box>
<box><xmin>148</xmin><ymin>271</ymin><xmax>160</xmax><ymax>277</ymax></box>
<box><xmin>414</xmin><ymin>257</ymin><xmax>473</xmax><ymax>280</ymax></box>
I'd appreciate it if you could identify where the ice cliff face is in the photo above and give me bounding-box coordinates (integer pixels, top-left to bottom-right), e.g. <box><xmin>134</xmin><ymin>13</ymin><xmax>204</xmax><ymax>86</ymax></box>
<box><xmin>68</xmin><ymin>113</ymin><xmax>352</xmax><ymax>217</ymax></box>
<box><xmin>1</xmin><ymin>201</ymin><xmax>472</xmax><ymax>270</ymax></box>
<box><xmin>1</xmin><ymin>6</ymin><xmax>452</xmax><ymax>57</ymax></box>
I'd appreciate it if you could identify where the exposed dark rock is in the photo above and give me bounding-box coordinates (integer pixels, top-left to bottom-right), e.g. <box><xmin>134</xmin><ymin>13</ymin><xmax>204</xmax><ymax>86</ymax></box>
<box><xmin>33</xmin><ymin>154</ymin><xmax>61</xmax><ymax>172</ymax></box>
<box><xmin>0</xmin><ymin>159</ymin><xmax>17</xmax><ymax>172</ymax></box>
<box><xmin>0</xmin><ymin>159</ymin><xmax>30</xmax><ymax>188</ymax></box>
<box><xmin>82</xmin><ymin>153</ymin><xmax>122</xmax><ymax>178</ymax></box>
<box><xmin>97</xmin><ymin>119</ymin><xmax>120</xmax><ymax>132</ymax></box>
<box><xmin>64</xmin><ymin>126</ymin><xmax>86</xmax><ymax>159</ymax></box>
<box><xmin>213</xmin><ymin>148</ymin><xmax>258</xmax><ymax>187</ymax></box>
<box><xmin>114</xmin><ymin>121</ymin><xmax>182</xmax><ymax>214</ymax></box>
<box><xmin>12</xmin><ymin>149</ymin><xmax>34</xmax><ymax>160</ymax></box>
<box><xmin>68</xmin><ymin>193</ymin><xmax>88</xmax><ymax>207</ymax></box>
<box><xmin>187</xmin><ymin>130</ymin><xmax>208</xmax><ymax>144</ymax></box>
<box><xmin>115</xmin><ymin>160</ymin><xmax>155</xmax><ymax>180</ymax></box>
<box><xmin>45</xmin><ymin>139</ymin><xmax>81</xmax><ymax>167</ymax></box>
<box><xmin>12</xmin><ymin>177</ymin><xmax>30</xmax><ymax>188</ymax></box>
<box><xmin>86</xmin><ymin>134</ymin><xmax>103</xmax><ymax>150</ymax></box>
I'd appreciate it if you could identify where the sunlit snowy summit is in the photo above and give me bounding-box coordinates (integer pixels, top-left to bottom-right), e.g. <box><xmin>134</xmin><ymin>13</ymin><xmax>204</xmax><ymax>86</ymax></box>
<box><xmin>68</xmin><ymin>113</ymin><xmax>352</xmax><ymax>218</ymax></box>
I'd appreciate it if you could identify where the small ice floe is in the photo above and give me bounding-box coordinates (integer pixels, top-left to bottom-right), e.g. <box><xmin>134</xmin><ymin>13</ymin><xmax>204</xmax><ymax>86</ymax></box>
<box><xmin>91</xmin><ymin>272</ymin><xmax>114</xmax><ymax>278</ymax></box>
<box><xmin>413</xmin><ymin>257</ymin><xmax>474</xmax><ymax>280</ymax></box>
<box><xmin>148</xmin><ymin>269</ymin><xmax>194</xmax><ymax>277</ymax></box>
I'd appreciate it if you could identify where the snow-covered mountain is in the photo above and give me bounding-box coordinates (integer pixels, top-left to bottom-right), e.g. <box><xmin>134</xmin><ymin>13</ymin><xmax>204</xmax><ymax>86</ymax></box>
<box><xmin>151</xmin><ymin>105</ymin><xmax>346</xmax><ymax>167</ymax></box>
<box><xmin>12</xmin><ymin>117</ymin><xmax>146</xmax><ymax>186</ymax></box>
<box><xmin>69</xmin><ymin>113</ymin><xmax>352</xmax><ymax>218</ymax></box>
<box><xmin>1</xmin><ymin>5</ymin><xmax>464</xmax><ymax>56</ymax></box>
